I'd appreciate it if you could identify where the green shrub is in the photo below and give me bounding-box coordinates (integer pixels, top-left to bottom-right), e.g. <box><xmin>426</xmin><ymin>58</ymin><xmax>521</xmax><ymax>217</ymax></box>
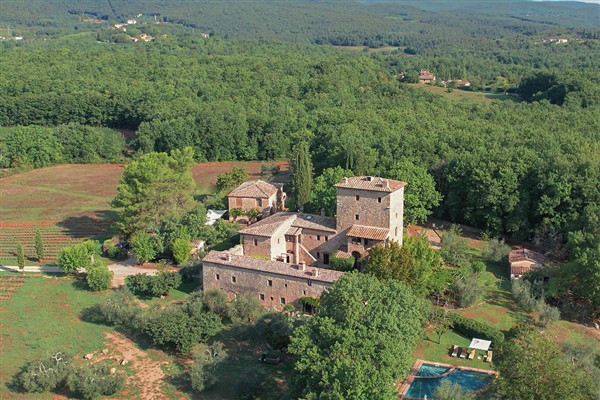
<box><xmin>329</xmin><ymin>255</ymin><xmax>356</xmax><ymax>271</ymax></box>
<box><xmin>203</xmin><ymin>288</ymin><xmax>230</xmax><ymax>318</ymax></box>
<box><xmin>453</xmin><ymin>273</ymin><xmax>486</xmax><ymax>308</ymax></box>
<box><xmin>66</xmin><ymin>363</ymin><xmax>124</xmax><ymax>400</ymax></box>
<box><xmin>448</xmin><ymin>313</ymin><xmax>505</xmax><ymax>346</ymax></box>
<box><xmin>86</xmin><ymin>262</ymin><xmax>114</xmax><ymax>291</ymax></box>
<box><xmin>143</xmin><ymin>303</ymin><xmax>222</xmax><ymax>353</ymax></box>
<box><xmin>190</xmin><ymin>342</ymin><xmax>228</xmax><ymax>392</ymax></box>
<box><xmin>90</xmin><ymin>291</ymin><xmax>143</xmax><ymax>329</ymax></box>
<box><xmin>19</xmin><ymin>352</ymin><xmax>71</xmax><ymax>393</ymax></box>
<box><xmin>172</xmin><ymin>237</ymin><xmax>191</xmax><ymax>265</ymax></box>
<box><xmin>228</xmin><ymin>293</ymin><xmax>263</xmax><ymax>324</ymax></box>
<box><xmin>125</xmin><ymin>271</ymin><xmax>182</xmax><ymax>297</ymax></box>
<box><xmin>130</xmin><ymin>232</ymin><xmax>158</xmax><ymax>263</ymax></box>
<box><xmin>103</xmin><ymin>239</ymin><xmax>127</xmax><ymax>260</ymax></box>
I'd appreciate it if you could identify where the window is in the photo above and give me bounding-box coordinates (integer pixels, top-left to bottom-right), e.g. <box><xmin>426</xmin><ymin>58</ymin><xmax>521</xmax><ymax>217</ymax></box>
<box><xmin>395</xmin><ymin>227</ymin><xmax>398</xmax><ymax>236</ymax></box>
<box><xmin>303</xmin><ymin>290</ymin><xmax>307</xmax><ymax>295</ymax></box>
<box><xmin>270</xmin><ymin>296</ymin><xmax>274</xmax><ymax>301</ymax></box>
<box><xmin>307</xmin><ymin>279</ymin><xmax>313</xmax><ymax>286</ymax></box>
<box><xmin>231</xmin><ymin>276</ymin><xmax>236</xmax><ymax>283</ymax></box>
<box><xmin>355</xmin><ymin>195</ymin><xmax>360</xmax><ymax>201</ymax></box>
<box><xmin>280</xmin><ymin>297</ymin><xmax>286</xmax><ymax>304</ymax></box>
<box><xmin>317</xmin><ymin>235</ymin><xmax>321</xmax><ymax>241</ymax></box>
<box><xmin>278</xmin><ymin>238</ymin><xmax>280</xmax><ymax>244</ymax></box>
<box><xmin>325</xmin><ymin>236</ymin><xmax>329</xmax><ymax>241</ymax></box>
<box><xmin>259</xmin><ymin>293</ymin><xmax>265</xmax><ymax>301</ymax></box>
<box><xmin>253</xmin><ymin>238</ymin><xmax>258</xmax><ymax>246</ymax></box>
<box><xmin>284</xmin><ymin>283</ymin><xmax>288</xmax><ymax>288</ymax></box>
<box><xmin>267</xmin><ymin>279</ymin><xmax>273</xmax><ymax>287</ymax></box>
<box><xmin>235</xmin><ymin>198</ymin><xmax>242</xmax><ymax>207</ymax></box>
<box><xmin>256</xmin><ymin>198</ymin><xmax>262</xmax><ymax>207</ymax></box>
<box><xmin>323</xmin><ymin>253</ymin><xmax>330</xmax><ymax>265</ymax></box>
<box><xmin>355</xmin><ymin>214</ymin><xmax>359</xmax><ymax>221</ymax></box>
<box><xmin>316</xmin><ymin>252</ymin><xmax>320</xmax><ymax>260</ymax></box>
<box><xmin>352</xmin><ymin>237</ymin><xmax>361</xmax><ymax>245</ymax></box>
<box><xmin>285</xmin><ymin>235</ymin><xmax>293</xmax><ymax>242</ymax></box>
<box><xmin>378</xmin><ymin>197</ymin><xmax>382</xmax><ymax>203</ymax></box>
<box><xmin>215</xmin><ymin>273</ymin><xmax>220</xmax><ymax>280</ymax></box>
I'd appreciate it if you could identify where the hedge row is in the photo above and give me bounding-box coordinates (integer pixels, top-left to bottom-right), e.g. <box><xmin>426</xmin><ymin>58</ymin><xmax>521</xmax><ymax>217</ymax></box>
<box><xmin>449</xmin><ymin>313</ymin><xmax>505</xmax><ymax>347</ymax></box>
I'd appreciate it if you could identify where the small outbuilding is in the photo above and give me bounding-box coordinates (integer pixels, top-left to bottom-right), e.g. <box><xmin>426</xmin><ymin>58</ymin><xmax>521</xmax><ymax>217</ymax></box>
<box><xmin>509</xmin><ymin>247</ymin><xmax>549</xmax><ymax>280</ymax></box>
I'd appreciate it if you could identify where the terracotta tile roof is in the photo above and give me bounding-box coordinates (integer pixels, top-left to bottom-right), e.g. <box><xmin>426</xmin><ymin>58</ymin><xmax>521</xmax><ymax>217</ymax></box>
<box><xmin>239</xmin><ymin>213</ymin><xmax>296</xmax><ymax>237</ymax></box>
<box><xmin>202</xmin><ymin>251</ymin><xmax>345</xmax><ymax>283</ymax></box>
<box><xmin>335</xmin><ymin>176</ymin><xmax>406</xmax><ymax>192</ymax></box>
<box><xmin>346</xmin><ymin>225</ymin><xmax>389</xmax><ymax>241</ymax></box>
<box><xmin>419</xmin><ymin>70</ymin><xmax>435</xmax><ymax>79</ymax></box>
<box><xmin>509</xmin><ymin>248</ymin><xmax>549</xmax><ymax>265</ymax></box>
<box><xmin>335</xmin><ymin>249</ymin><xmax>353</xmax><ymax>259</ymax></box>
<box><xmin>285</xmin><ymin>227</ymin><xmax>302</xmax><ymax>236</ymax></box>
<box><xmin>228</xmin><ymin>180</ymin><xmax>278</xmax><ymax>198</ymax></box>
<box><xmin>292</xmin><ymin>213</ymin><xmax>336</xmax><ymax>233</ymax></box>
<box><xmin>240</xmin><ymin>212</ymin><xmax>337</xmax><ymax>237</ymax></box>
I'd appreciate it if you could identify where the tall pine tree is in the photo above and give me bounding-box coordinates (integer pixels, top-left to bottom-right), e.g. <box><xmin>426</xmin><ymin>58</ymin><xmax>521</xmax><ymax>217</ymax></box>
<box><xmin>35</xmin><ymin>228</ymin><xmax>44</xmax><ymax>261</ymax></box>
<box><xmin>292</xmin><ymin>142</ymin><xmax>313</xmax><ymax>211</ymax></box>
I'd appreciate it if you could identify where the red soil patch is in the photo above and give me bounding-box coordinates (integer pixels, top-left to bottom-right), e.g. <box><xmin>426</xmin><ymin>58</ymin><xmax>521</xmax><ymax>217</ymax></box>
<box><xmin>104</xmin><ymin>332</ymin><xmax>169</xmax><ymax>399</ymax></box>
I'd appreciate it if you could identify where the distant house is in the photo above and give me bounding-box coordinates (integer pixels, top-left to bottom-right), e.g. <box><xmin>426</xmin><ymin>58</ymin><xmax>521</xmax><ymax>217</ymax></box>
<box><xmin>127</xmin><ymin>19</ymin><xmax>137</xmax><ymax>25</ymax></box>
<box><xmin>139</xmin><ymin>33</ymin><xmax>153</xmax><ymax>42</ymax></box>
<box><xmin>456</xmin><ymin>79</ymin><xmax>471</xmax><ymax>87</ymax></box>
<box><xmin>227</xmin><ymin>180</ymin><xmax>286</xmax><ymax>220</ymax></box>
<box><xmin>509</xmin><ymin>247</ymin><xmax>549</xmax><ymax>280</ymax></box>
<box><xmin>418</xmin><ymin>70</ymin><xmax>436</xmax><ymax>84</ymax></box>
<box><xmin>200</xmin><ymin>32</ymin><xmax>210</xmax><ymax>39</ymax></box>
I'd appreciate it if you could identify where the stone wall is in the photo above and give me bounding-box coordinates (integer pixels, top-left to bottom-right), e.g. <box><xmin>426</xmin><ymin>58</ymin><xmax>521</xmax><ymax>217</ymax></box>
<box><xmin>241</xmin><ymin>234</ymin><xmax>271</xmax><ymax>258</ymax></box>
<box><xmin>336</xmin><ymin>187</ymin><xmax>392</xmax><ymax>231</ymax></box>
<box><xmin>202</xmin><ymin>262</ymin><xmax>332</xmax><ymax>310</ymax></box>
<box><xmin>228</xmin><ymin>194</ymin><xmax>276</xmax><ymax>215</ymax></box>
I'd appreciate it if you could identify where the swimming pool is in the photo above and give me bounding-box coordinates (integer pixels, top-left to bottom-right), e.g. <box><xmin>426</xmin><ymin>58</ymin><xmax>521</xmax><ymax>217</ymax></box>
<box><xmin>405</xmin><ymin>363</ymin><xmax>494</xmax><ymax>399</ymax></box>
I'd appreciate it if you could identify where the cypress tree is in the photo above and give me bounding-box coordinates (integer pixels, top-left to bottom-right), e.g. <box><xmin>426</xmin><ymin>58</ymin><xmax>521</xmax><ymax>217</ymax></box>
<box><xmin>35</xmin><ymin>228</ymin><xmax>44</xmax><ymax>261</ymax></box>
<box><xmin>292</xmin><ymin>142</ymin><xmax>313</xmax><ymax>211</ymax></box>
<box><xmin>17</xmin><ymin>243</ymin><xmax>25</xmax><ymax>270</ymax></box>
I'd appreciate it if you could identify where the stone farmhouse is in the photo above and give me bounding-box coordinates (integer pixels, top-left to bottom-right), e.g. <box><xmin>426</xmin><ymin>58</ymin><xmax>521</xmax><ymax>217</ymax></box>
<box><xmin>203</xmin><ymin>175</ymin><xmax>406</xmax><ymax>310</ymax></box>
<box><xmin>509</xmin><ymin>247</ymin><xmax>549</xmax><ymax>280</ymax></box>
<box><xmin>418</xmin><ymin>70</ymin><xmax>436</xmax><ymax>84</ymax></box>
<box><xmin>227</xmin><ymin>180</ymin><xmax>286</xmax><ymax>221</ymax></box>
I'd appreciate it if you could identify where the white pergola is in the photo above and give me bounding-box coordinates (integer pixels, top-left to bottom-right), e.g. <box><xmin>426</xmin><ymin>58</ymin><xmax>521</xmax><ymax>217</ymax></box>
<box><xmin>468</xmin><ymin>338</ymin><xmax>491</xmax><ymax>351</ymax></box>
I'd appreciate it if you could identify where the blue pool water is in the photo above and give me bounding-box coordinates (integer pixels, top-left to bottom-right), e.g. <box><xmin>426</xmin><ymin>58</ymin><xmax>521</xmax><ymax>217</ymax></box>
<box><xmin>405</xmin><ymin>364</ymin><xmax>494</xmax><ymax>399</ymax></box>
<box><xmin>415</xmin><ymin>364</ymin><xmax>450</xmax><ymax>377</ymax></box>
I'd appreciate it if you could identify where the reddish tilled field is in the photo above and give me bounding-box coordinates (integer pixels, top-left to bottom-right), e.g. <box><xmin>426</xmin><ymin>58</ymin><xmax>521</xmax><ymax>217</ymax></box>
<box><xmin>0</xmin><ymin>161</ymin><xmax>289</xmax><ymax>264</ymax></box>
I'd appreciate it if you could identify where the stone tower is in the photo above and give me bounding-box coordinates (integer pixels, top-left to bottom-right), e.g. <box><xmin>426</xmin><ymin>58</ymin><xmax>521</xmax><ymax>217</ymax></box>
<box><xmin>335</xmin><ymin>176</ymin><xmax>406</xmax><ymax>245</ymax></box>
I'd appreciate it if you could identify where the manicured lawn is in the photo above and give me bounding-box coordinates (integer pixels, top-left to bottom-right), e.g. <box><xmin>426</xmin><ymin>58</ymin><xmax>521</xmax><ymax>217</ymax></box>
<box><xmin>414</xmin><ymin>330</ymin><xmax>494</xmax><ymax>371</ymax></box>
<box><xmin>0</xmin><ymin>274</ymin><xmax>114</xmax><ymax>398</ymax></box>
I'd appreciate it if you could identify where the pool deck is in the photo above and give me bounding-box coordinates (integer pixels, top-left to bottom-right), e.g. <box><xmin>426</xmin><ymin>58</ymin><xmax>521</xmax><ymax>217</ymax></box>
<box><xmin>397</xmin><ymin>359</ymin><xmax>498</xmax><ymax>399</ymax></box>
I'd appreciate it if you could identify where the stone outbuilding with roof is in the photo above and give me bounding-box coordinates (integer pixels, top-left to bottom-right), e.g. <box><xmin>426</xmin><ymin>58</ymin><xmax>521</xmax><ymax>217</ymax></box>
<box><xmin>509</xmin><ymin>247</ymin><xmax>549</xmax><ymax>280</ymax></box>
<box><xmin>227</xmin><ymin>180</ymin><xmax>286</xmax><ymax>220</ymax></box>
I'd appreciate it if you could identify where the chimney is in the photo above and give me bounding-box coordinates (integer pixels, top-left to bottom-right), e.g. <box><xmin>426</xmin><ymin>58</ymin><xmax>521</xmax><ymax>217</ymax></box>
<box><xmin>367</xmin><ymin>176</ymin><xmax>373</xmax><ymax>181</ymax></box>
<box><xmin>226</xmin><ymin>253</ymin><xmax>231</xmax><ymax>262</ymax></box>
<box><xmin>300</xmin><ymin>261</ymin><xmax>306</xmax><ymax>271</ymax></box>
<box><xmin>320</xmin><ymin>208</ymin><xmax>326</xmax><ymax>216</ymax></box>
<box><xmin>384</xmin><ymin>179</ymin><xmax>389</xmax><ymax>189</ymax></box>
<box><xmin>343</xmin><ymin>177</ymin><xmax>348</xmax><ymax>184</ymax></box>
<box><xmin>314</xmin><ymin>268</ymin><xmax>319</xmax><ymax>277</ymax></box>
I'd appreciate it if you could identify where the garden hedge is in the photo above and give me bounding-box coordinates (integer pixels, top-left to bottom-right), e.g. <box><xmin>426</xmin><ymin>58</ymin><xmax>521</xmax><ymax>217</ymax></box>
<box><xmin>449</xmin><ymin>313</ymin><xmax>505</xmax><ymax>347</ymax></box>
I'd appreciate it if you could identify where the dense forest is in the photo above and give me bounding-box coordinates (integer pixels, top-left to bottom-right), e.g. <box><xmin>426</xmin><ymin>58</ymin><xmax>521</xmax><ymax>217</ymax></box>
<box><xmin>1</xmin><ymin>35</ymin><xmax>598</xmax><ymax>243</ymax></box>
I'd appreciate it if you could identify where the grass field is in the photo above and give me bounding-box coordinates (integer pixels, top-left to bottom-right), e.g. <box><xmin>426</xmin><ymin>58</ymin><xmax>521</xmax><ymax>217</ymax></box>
<box><xmin>0</xmin><ymin>274</ymin><xmax>113</xmax><ymax>398</ymax></box>
<box><xmin>0</xmin><ymin>273</ymin><xmax>292</xmax><ymax>399</ymax></box>
<box><xmin>408</xmin><ymin>84</ymin><xmax>522</xmax><ymax>104</ymax></box>
<box><xmin>0</xmin><ymin>161</ymin><xmax>289</xmax><ymax>264</ymax></box>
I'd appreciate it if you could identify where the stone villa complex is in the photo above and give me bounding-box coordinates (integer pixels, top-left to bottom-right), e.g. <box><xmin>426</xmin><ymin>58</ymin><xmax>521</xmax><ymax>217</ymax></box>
<box><xmin>202</xmin><ymin>176</ymin><xmax>406</xmax><ymax>310</ymax></box>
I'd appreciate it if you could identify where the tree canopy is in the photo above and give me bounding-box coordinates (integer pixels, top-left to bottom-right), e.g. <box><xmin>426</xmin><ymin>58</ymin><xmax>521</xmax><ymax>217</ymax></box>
<box><xmin>289</xmin><ymin>272</ymin><xmax>429</xmax><ymax>399</ymax></box>
<box><xmin>111</xmin><ymin>147</ymin><xmax>196</xmax><ymax>236</ymax></box>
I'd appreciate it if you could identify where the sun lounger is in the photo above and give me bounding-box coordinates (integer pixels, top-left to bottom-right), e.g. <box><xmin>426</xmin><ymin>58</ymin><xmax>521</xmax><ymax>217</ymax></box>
<box><xmin>468</xmin><ymin>350</ymin><xmax>475</xmax><ymax>360</ymax></box>
<box><xmin>459</xmin><ymin>348</ymin><xmax>467</xmax><ymax>358</ymax></box>
<box><xmin>484</xmin><ymin>350</ymin><xmax>493</xmax><ymax>362</ymax></box>
<box><xmin>451</xmin><ymin>345</ymin><xmax>458</xmax><ymax>357</ymax></box>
